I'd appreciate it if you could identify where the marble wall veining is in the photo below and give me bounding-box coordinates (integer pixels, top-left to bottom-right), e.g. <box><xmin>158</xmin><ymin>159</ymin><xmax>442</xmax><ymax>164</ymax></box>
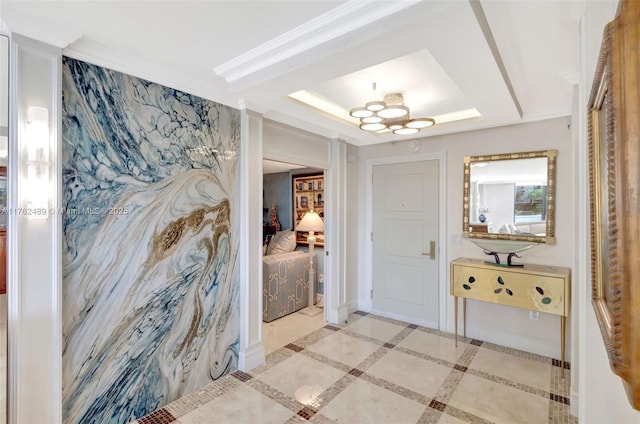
<box><xmin>61</xmin><ymin>58</ymin><xmax>240</xmax><ymax>424</ymax></box>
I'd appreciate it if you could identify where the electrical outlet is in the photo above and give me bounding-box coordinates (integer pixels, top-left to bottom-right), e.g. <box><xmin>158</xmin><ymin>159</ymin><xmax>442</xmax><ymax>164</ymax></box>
<box><xmin>529</xmin><ymin>311</ymin><xmax>540</xmax><ymax>320</ymax></box>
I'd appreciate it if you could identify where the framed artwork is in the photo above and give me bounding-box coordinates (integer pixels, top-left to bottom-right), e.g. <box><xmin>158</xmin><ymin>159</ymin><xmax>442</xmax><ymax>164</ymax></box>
<box><xmin>292</xmin><ymin>173</ymin><xmax>324</xmax><ymax>247</ymax></box>
<box><xmin>588</xmin><ymin>0</ymin><xmax>640</xmax><ymax>410</ymax></box>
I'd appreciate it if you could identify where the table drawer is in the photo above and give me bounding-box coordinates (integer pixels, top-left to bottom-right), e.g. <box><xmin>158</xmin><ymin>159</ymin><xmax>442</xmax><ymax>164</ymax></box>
<box><xmin>452</xmin><ymin>265</ymin><xmax>567</xmax><ymax>316</ymax></box>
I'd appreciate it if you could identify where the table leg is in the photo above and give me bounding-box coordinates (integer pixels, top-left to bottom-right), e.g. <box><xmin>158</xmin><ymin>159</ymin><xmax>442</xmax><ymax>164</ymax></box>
<box><xmin>561</xmin><ymin>315</ymin><xmax>566</xmax><ymax>370</ymax></box>
<box><xmin>454</xmin><ymin>296</ymin><xmax>458</xmax><ymax>347</ymax></box>
<box><xmin>463</xmin><ymin>298</ymin><xmax>467</xmax><ymax>339</ymax></box>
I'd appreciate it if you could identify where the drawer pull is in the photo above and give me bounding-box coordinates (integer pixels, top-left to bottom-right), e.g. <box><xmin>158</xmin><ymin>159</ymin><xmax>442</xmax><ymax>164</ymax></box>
<box><xmin>506</xmin><ymin>288</ymin><xmax>513</xmax><ymax>296</ymax></box>
<box><xmin>542</xmin><ymin>297</ymin><xmax>551</xmax><ymax>304</ymax></box>
<box><xmin>498</xmin><ymin>276</ymin><xmax>505</xmax><ymax>285</ymax></box>
<box><xmin>536</xmin><ymin>287</ymin><xmax>544</xmax><ymax>295</ymax></box>
<box><xmin>494</xmin><ymin>288</ymin><xmax>502</xmax><ymax>294</ymax></box>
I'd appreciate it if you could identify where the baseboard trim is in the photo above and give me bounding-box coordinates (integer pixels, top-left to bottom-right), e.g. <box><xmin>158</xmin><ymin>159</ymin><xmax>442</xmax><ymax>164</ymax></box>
<box><xmin>465</xmin><ymin>326</ymin><xmax>564</xmax><ymax>360</ymax></box>
<box><xmin>327</xmin><ymin>300</ymin><xmax>357</xmax><ymax>324</ymax></box>
<box><xmin>238</xmin><ymin>341</ymin><xmax>265</xmax><ymax>372</ymax></box>
<box><xmin>345</xmin><ymin>300</ymin><xmax>358</xmax><ymax>315</ymax></box>
<box><xmin>570</xmin><ymin>392</ymin><xmax>579</xmax><ymax>417</ymax></box>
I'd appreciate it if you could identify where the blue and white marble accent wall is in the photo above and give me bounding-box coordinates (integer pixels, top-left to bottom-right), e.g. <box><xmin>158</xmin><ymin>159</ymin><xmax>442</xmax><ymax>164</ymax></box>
<box><xmin>61</xmin><ymin>58</ymin><xmax>240</xmax><ymax>424</ymax></box>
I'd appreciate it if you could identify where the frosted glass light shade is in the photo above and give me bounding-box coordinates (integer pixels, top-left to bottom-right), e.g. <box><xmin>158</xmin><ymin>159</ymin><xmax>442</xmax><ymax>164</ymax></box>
<box><xmin>393</xmin><ymin>127</ymin><xmax>419</xmax><ymax>135</ymax></box>
<box><xmin>361</xmin><ymin>115</ymin><xmax>382</xmax><ymax>124</ymax></box>
<box><xmin>296</xmin><ymin>210</ymin><xmax>324</xmax><ymax>232</ymax></box>
<box><xmin>365</xmin><ymin>101</ymin><xmax>386</xmax><ymax>112</ymax></box>
<box><xmin>406</xmin><ymin>118</ymin><xmax>435</xmax><ymax>129</ymax></box>
<box><xmin>377</xmin><ymin>105</ymin><xmax>409</xmax><ymax>119</ymax></box>
<box><xmin>360</xmin><ymin>122</ymin><xmax>387</xmax><ymax>131</ymax></box>
<box><xmin>350</xmin><ymin>107</ymin><xmax>372</xmax><ymax>118</ymax></box>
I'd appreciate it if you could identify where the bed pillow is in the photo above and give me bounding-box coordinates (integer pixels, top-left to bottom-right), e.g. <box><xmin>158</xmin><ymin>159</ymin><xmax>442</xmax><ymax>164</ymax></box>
<box><xmin>266</xmin><ymin>229</ymin><xmax>297</xmax><ymax>255</ymax></box>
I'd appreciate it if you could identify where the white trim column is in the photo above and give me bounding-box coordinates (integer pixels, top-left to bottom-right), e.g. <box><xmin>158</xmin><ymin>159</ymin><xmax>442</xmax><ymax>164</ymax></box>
<box><xmin>238</xmin><ymin>105</ymin><xmax>265</xmax><ymax>371</ymax></box>
<box><xmin>9</xmin><ymin>34</ymin><xmax>62</xmax><ymax>424</ymax></box>
<box><xmin>325</xmin><ymin>139</ymin><xmax>348</xmax><ymax>324</ymax></box>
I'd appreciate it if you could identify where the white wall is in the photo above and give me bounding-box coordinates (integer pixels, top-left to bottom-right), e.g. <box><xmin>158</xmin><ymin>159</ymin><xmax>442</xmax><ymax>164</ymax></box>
<box><xmin>351</xmin><ymin>117</ymin><xmax>574</xmax><ymax>361</ymax></box>
<box><xmin>578</xmin><ymin>0</ymin><xmax>640</xmax><ymax>422</ymax></box>
<box><xmin>263</xmin><ymin>120</ymin><xmax>331</xmax><ymax>169</ymax></box>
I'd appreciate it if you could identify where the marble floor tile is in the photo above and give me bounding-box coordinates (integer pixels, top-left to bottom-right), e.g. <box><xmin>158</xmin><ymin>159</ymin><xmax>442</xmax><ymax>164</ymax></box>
<box><xmin>366</xmin><ymin>349</ymin><xmax>451</xmax><ymax>397</ymax></box>
<box><xmin>305</xmin><ymin>331</ymin><xmax>381</xmax><ymax>368</ymax></box>
<box><xmin>135</xmin><ymin>311</ymin><xmax>575</xmax><ymax>424</ymax></box>
<box><xmin>448</xmin><ymin>373</ymin><xmax>549</xmax><ymax>424</ymax></box>
<box><xmin>397</xmin><ymin>329</ymin><xmax>467</xmax><ymax>363</ymax></box>
<box><xmin>343</xmin><ymin>315</ymin><xmax>406</xmax><ymax>342</ymax></box>
<box><xmin>176</xmin><ymin>384</ymin><xmax>294</xmax><ymax>424</ymax></box>
<box><xmin>469</xmin><ymin>346</ymin><xmax>552</xmax><ymax>391</ymax></box>
<box><xmin>437</xmin><ymin>413</ymin><xmax>470</xmax><ymax>424</ymax></box>
<box><xmin>255</xmin><ymin>353</ymin><xmax>345</xmax><ymax>402</ymax></box>
<box><xmin>262</xmin><ymin>311</ymin><xmax>326</xmax><ymax>355</ymax></box>
<box><xmin>320</xmin><ymin>378</ymin><xmax>426</xmax><ymax>424</ymax></box>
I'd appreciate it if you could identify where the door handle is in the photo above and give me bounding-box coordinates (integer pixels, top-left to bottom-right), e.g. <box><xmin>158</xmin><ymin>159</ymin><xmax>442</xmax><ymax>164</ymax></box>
<box><xmin>421</xmin><ymin>240</ymin><xmax>436</xmax><ymax>260</ymax></box>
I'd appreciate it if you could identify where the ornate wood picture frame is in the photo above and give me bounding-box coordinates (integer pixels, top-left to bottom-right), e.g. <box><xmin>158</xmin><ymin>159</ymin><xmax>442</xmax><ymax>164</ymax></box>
<box><xmin>588</xmin><ymin>0</ymin><xmax>640</xmax><ymax>410</ymax></box>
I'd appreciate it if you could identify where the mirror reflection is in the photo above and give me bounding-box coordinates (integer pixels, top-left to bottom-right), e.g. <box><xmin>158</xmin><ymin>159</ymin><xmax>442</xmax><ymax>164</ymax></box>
<box><xmin>463</xmin><ymin>150</ymin><xmax>556</xmax><ymax>244</ymax></box>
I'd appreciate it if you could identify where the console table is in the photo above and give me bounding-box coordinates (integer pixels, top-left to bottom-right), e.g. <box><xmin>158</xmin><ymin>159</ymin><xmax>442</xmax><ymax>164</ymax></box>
<box><xmin>450</xmin><ymin>257</ymin><xmax>571</xmax><ymax>366</ymax></box>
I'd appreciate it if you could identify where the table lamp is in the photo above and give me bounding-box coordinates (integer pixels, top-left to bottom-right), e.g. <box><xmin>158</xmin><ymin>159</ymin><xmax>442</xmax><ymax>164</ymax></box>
<box><xmin>296</xmin><ymin>209</ymin><xmax>324</xmax><ymax>316</ymax></box>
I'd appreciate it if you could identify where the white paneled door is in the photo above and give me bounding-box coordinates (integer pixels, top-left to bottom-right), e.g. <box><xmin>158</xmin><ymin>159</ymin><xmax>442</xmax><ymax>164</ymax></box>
<box><xmin>372</xmin><ymin>160</ymin><xmax>439</xmax><ymax>327</ymax></box>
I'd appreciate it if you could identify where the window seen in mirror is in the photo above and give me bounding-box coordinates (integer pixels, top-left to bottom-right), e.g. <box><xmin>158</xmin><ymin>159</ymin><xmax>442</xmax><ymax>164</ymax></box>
<box><xmin>514</xmin><ymin>185</ymin><xmax>547</xmax><ymax>223</ymax></box>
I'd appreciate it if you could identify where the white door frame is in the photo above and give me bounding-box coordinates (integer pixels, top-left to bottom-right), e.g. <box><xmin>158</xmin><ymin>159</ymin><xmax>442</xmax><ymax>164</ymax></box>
<box><xmin>364</xmin><ymin>152</ymin><xmax>447</xmax><ymax>330</ymax></box>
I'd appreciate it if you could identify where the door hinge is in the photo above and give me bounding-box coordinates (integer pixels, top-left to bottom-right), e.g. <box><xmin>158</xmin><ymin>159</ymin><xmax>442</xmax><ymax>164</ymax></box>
<box><xmin>370</xmin><ymin>289</ymin><xmax>373</xmax><ymax>299</ymax></box>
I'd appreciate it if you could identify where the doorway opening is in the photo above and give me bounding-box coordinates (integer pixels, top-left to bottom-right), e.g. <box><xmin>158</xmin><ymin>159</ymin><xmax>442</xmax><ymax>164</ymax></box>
<box><xmin>261</xmin><ymin>159</ymin><xmax>326</xmax><ymax>354</ymax></box>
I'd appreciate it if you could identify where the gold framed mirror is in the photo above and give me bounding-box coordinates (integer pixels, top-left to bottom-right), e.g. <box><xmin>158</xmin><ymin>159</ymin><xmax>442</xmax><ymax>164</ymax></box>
<box><xmin>589</xmin><ymin>27</ymin><xmax>615</xmax><ymax>350</ymax></box>
<box><xmin>463</xmin><ymin>150</ymin><xmax>557</xmax><ymax>245</ymax></box>
<box><xmin>588</xmin><ymin>0</ymin><xmax>640</xmax><ymax>409</ymax></box>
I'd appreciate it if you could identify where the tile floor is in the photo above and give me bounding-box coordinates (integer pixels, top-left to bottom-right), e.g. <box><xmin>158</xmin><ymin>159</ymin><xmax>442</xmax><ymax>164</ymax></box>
<box><xmin>135</xmin><ymin>311</ymin><xmax>575</xmax><ymax>424</ymax></box>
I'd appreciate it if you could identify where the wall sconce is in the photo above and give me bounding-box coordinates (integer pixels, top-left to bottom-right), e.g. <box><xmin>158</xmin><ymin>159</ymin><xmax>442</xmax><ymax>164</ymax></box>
<box><xmin>25</xmin><ymin>106</ymin><xmax>51</xmax><ymax>216</ymax></box>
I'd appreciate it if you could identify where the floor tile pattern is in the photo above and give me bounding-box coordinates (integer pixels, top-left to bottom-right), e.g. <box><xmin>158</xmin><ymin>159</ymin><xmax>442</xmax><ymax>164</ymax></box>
<box><xmin>134</xmin><ymin>312</ymin><xmax>576</xmax><ymax>424</ymax></box>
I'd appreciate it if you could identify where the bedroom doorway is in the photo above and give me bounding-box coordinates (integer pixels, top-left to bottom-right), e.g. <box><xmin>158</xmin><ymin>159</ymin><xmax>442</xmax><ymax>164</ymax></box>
<box><xmin>261</xmin><ymin>159</ymin><xmax>326</xmax><ymax>353</ymax></box>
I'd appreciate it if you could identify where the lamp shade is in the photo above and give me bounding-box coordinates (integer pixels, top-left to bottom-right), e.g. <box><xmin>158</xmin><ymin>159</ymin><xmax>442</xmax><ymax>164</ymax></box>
<box><xmin>296</xmin><ymin>210</ymin><xmax>324</xmax><ymax>232</ymax></box>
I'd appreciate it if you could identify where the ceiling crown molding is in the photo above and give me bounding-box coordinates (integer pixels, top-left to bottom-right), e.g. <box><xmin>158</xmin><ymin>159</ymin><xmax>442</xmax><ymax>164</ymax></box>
<box><xmin>213</xmin><ymin>0</ymin><xmax>422</xmax><ymax>87</ymax></box>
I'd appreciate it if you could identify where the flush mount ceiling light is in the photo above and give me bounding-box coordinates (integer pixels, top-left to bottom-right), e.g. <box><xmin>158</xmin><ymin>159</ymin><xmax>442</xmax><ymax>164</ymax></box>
<box><xmin>349</xmin><ymin>82</ymin><xmax>436</xmax><ymax>135</ymax></box>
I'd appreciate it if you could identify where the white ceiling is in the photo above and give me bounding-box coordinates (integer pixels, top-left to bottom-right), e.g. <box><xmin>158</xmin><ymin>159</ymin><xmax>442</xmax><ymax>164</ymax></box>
<box><xmin>0</xmin><ymin>0</ymin><xmax>582</xmax><ymax>147</ymax></box>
